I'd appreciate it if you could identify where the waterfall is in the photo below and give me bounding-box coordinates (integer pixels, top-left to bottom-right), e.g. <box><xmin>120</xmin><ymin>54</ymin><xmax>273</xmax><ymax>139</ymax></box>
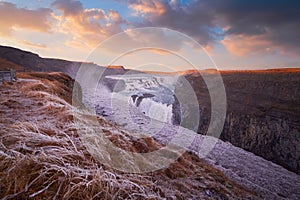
<box><xmin>131</xmin><ymin>97</ymin><xmax>173</xmax><ymax>123</ymax></box>
<box><xmin>102</xmin><ymin>74</ymin><xmax>178</xmax><ymax>125</ymax></box>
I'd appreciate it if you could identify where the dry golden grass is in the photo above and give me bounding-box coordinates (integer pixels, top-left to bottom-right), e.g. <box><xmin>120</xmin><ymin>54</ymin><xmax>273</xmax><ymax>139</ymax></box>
<box><xmin>0</xmin><ymin>72</ymin><xmax>257</xmax><ymax>199</ymax></box>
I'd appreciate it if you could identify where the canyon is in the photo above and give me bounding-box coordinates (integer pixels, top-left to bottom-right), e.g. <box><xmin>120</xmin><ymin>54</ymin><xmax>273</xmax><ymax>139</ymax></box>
<box><xmin>182</xmin><ymin>70</ymin><xmax>300</xmax><ymax>174</ymax></box>
<box><xmin>0</xmin><ymin>45</ymin><xmax>299</xmax><ymax>199</ymax></box>
<box><xmin>98</xmin><ymin>69</ymin><xmax>300</xmax><ymax>175</ymax></box>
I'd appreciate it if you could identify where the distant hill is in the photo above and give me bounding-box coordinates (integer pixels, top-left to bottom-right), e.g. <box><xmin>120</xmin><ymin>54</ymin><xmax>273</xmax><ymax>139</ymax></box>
<box><xmin>0</xmin><ymin>58</ymin><xmax>24</xmax><ymax>71</ymax></box>
<box><xmin>0</xmin><ymin>45</ymin><xmax>131</xmax><ymax>79</ymax></box>
<box><xmin>0</xmin><ymin>45</ymin><xmax>78</xmax><ymax>74</ymax></box>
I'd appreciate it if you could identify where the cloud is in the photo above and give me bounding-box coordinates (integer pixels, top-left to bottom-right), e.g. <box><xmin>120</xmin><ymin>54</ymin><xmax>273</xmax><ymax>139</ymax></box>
<box><xmin>108</xmin><ymin>10</ymin><xmax>123</xmax><ymax>22</ymax></box>
<box><xmin>127</xmin><ymin>0</ymin><xmax>166</xmax><ymax>16</ymax></box>
<box><xmin>18</xmin><ymin>40</ymin><xmax>47</xmax><ymax>48</ymax></box>
<box><xmin>2</xmin><ymin>0</ymin><xmax>300</xmax><ymax>62</ymax></box>
<box><xmin>221</xmin><ymin>32</ymin><xmax>297</xmax><ymax>57</ymax></box>
<box><xmin>0</xmin><ymin>2</ymin><xmax>53</xmax><ymax>36</ymax></box>
<box><xmin>52</xmin><ymin>0</ymin><xmax>126</xmax><ymax>48</ymax></box>
<box><xmin>52</xmin><ymin>0</ymin><xmax>82</xmax><ymax>16</ymax></box>
<box><xmin>96</xmin><ymin>27</ymin><xmax>191</xmax><ymax>57</ymax></box>
<box><xmin>213</xmin><ymin>0</ymin><xmax>300</xmax><ymax>56</ymax></box>
<box><xmin>126</xmin><ymin>0</ymin><xmax>218</xmax><ymax>47</ymax></box>
<box><xmin>221</xmin><ymin>35</ymin><xmax>276</xmax><ymax>56</ymax></box>
<box><xmin>120</xmin><ymin>0</ymin><xmax>300</xmax><ymax>56</ymax></box>
<box><xmin>147</xmin><ymin>48</ymin><xmax>170</xmax><ymax>55</ymax></box>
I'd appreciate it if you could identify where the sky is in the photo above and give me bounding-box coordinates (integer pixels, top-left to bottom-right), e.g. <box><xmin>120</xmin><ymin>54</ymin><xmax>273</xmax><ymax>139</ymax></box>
<box><xmin>0</xmin><ymin>0</ymin><xmax>299</xmax><ymax>71</ymax></box>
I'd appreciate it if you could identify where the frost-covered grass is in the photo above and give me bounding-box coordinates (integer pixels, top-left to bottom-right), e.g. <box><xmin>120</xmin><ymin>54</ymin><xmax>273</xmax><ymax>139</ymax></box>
<box><xmin>0</xmin><ymin>72</ymin><xmax>255</xmax><ymax>199</ymax></box>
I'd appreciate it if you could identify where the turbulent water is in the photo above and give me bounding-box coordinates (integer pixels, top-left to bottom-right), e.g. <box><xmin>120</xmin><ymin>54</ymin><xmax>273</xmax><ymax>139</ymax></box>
<box><xmin>135</xmin><ymin>98</ymin><xmax>173</xmax><ymax>123</ymax></box>
<box><xmin>104</xmin><ymin>74</ymin><xmax>178</xmax><ymax>124</ymax></box>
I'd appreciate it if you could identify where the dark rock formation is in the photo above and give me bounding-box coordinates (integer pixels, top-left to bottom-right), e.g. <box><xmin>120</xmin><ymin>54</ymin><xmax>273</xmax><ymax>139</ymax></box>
<box><xmin>178</xmin><ymin>69</ymin><xmax>300</xmax><ymax>174</ymax></box>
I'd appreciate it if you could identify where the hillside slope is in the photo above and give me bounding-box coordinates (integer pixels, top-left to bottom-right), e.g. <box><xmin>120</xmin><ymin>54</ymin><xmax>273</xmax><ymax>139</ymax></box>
<box><xmin>0</xmin><ymin>45</ymin><xmax>78</xmax><ymax>73</ymax></box>
<box><xmin>0</xmin><ymin>45</ymin><xmax>133</xmax><ymax>79</ymax></box>
<box><xmin>0</xmin><ymin>72</ymin><xmax>257</xmax><ymax>199</ymax></box>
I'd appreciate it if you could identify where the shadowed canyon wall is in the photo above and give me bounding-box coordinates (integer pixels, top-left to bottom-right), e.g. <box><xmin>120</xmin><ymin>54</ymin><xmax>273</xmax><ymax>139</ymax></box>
<box><xmin>178</xmin><ymin>70</ymin><xmax>300</xmax><ymax>174</ymax></box>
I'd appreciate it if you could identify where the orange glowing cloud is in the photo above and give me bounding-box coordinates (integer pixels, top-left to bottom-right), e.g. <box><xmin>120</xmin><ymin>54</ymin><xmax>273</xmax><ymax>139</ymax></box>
<box><xmin>129</xmin><ymin>0</ymin><xmax>166</xmax><ymax>16</ymax></box>
<box><xmin>147</xmin><ymin>48</ymin><xmax>170</xmax><ymax>55</ymax></box>
<box><xmin>108</xmin><ymin>10</ymin><xmax>122</xmax><ymax>22</ymax></box>
<box><xmin>18</xmin><ymin>40</ymin><xmax>47</xmax><ymax>48</ymax></box>
<box><xmin>221</xmin><ymin>34</ymin><xmax>277</xmax><ymax>56</ymax></box>
<box><xmin>52</xmin><ymin>0</ymin><xmax>125</xmax><ymax>48</ymax></box>
<box><xmin>0</xmin><ymin>2</ymin><xmax>53</xmax><ymax>37</ymax></box>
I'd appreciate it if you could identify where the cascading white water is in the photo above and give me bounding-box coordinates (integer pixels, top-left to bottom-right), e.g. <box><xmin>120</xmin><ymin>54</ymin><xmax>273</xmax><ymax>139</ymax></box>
<box><xmin>131</xmin><ymin>97</ymin><xmax>173</xmax><ymax>123</ymax></box>
<box><xmin>102</xmin><ymin>74</ymin><xmax>179</xmax><ymax>124</ymax></box>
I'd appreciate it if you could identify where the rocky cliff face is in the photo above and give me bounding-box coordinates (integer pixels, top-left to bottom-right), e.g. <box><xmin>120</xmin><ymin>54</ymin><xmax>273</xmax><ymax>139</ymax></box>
<box><xmin>222</xmin><ymin>112</ymin><xmax>299</xmax><ymax>174</ymax></box>
<box><xmin>180</xmin><ymin>69</ymin><xmax>300</xmax><ymax>174</ymax></box>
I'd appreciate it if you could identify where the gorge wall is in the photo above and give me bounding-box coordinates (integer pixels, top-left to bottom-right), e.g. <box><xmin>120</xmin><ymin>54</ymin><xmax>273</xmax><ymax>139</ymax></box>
<box><xmin>180</xmin><ymin>69</ymin><xmax>300</xmax><ymax>174</ymax></box>
<box><xmin>222</xmin><ymin>112</ymin><xmax>299</xmax><ymax>174</ymax></box>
